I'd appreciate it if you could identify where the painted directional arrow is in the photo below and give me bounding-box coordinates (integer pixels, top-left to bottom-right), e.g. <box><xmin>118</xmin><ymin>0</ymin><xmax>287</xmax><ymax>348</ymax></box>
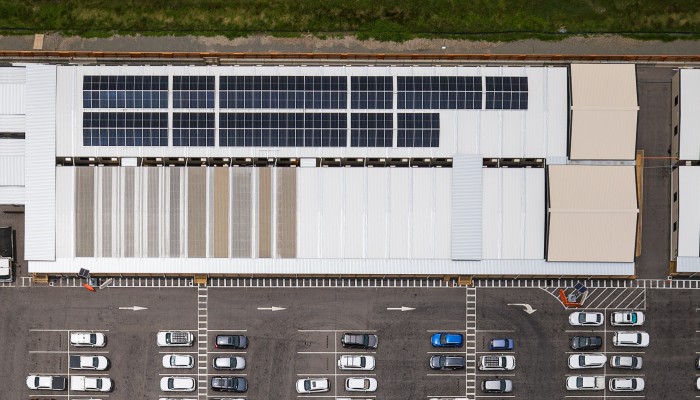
<box><xmin>507</xmin><ymin>303</ymin><xmax>537</xmax><ymax>314</ymax></box>
<box><xmin>257</xmin><ymin>306</ymin><xmax>286</xmax><ymax>311</ymax></box>
<box><xmin>386</xmin><ymin>306</ymin><xmax>416</xmax><ymax>312</ymax></box>
<box><xmin>118</xmin><ymin>306</ymin><xmax>148</xmax><ymax>311</ymax></box>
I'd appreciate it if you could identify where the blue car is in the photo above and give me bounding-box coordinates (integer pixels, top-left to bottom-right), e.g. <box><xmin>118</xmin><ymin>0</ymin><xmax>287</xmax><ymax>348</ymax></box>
<box><xmin>431</xmin><ymin>333</ymin><xmax>464</xmax><ymax>348</ymax></box>
<box><xmin>489</xmin><ymin>338</ymin><xmax>514</xmax><ymax>351</ymax></box>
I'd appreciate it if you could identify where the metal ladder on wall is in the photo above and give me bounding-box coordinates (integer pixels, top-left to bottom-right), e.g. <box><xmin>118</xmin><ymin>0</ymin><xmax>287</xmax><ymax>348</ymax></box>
<box><xmin>197</xmin><ymin>286</ymin><xmax>208</xmax><ymax>399</ymax></box>
<box><xmin>465</xmin><ymin>288</ymin><xmax>477</xmax><ymax>399</ymax></box>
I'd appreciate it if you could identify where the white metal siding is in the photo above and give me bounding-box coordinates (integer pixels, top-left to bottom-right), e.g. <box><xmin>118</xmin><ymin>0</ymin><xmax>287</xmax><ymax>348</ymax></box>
<box><xmin>297</xmin><ymin>168</ymin><xmax>321</xmax><ymax>258</ymax></box>
<box><xmin>679</xmin><ymin>166</ymin><xmax>700</xmax><ymax>257</ymax></box>
<box><xmin>0</xmin><ymin>115</ymin><xmax>25</xmax><ymax>132</ymax></box>
<box><xmin>25</xmin><ymin>64</ymin><xmax>56</xmax><ymax>261</ymax></box>
<box><xmin>0</xmin><ymin>155</ymin><xmax>24</xmax><ymax>186</ymax></box>
<box><xmin>451</xmin><ymin>154</ymin><xmax>483</xmax><ymax>260</ymax></box>
<box><xmin>0</xmin><ymin>67</ymin><xmax>26</xmax><ymax>115</ymax></box>
<box><xmin>389</xmin><ymin>168</ymin><xmax>410</xmax><ymax>258</ymax></box>
<box><xmin>411</xmin><ymin>168</ymin><xmax>433</xmax><ymax>258</ymax></box>
<box><xmin>366</xmin><ymin>169</ymin><xmax>389</xmax><ymax>258</ymax></box>
<box><xmin>321</xmin><ymin>168</ymin><xmax>343</xmax><ymax>258</ymax></box>
<box><xmin>680</xmin><ymin>69</ymin><xmax>700</xmax><ymax>161</ymax></box>
<box><xmin>344</xmin><ymin>168</ymin><xmax>365</xmax><ymax>258</ymax></box>
<box><xmin>55</xmin><ymin>167</ymin><xmax>75</xmax><ymax>258</ymax></box>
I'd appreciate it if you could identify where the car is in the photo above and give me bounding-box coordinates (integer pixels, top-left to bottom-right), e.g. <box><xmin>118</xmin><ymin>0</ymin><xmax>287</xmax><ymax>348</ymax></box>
<box><xmin>431</xmin><ymin>332</ymin><xmax>464</xmax><ymax>348</ymax></box>
<box><xmin>70</xmin><ymin>376</ymin><xmax>112</xmax><ymax>392</ymax></box>
<box><xmin>215</xmin><ymin>335</ymin><xmax>248</xmax><ymax>349</ymax></box>
<box><xmin>69</xmin><ymin>355</ymin><xmax>109</xmax><ymax>370</ymax></box>
<box><xmin>430</xmin><ymin>355</ymin><xmax>466</xmax><ymax>370</ymax></box>
<box><xmin>610</xmin><ymin>355</ymin><xmax>642</xmax><ymax>369</ymax></box>
<box><xmin>160</xmin><ymin>376</ymin><xmax>196</xmax><ymax>392</ymax></box>
<box><xmin>569</xmin><ymin>312</ymin><xmax>604</xmax><ymax>326</ymax></box>
<box><xmin>697</xmin><ymin>377</ymin><xmax>700</xmax><ymax>390</ymax></box>
<box><xmin>345</xmin><ymin>377</ymin><xmax>377</xmax><ymax>392</ymax></box>
<box><xmin>341</xmin><ymin>333</ymin><xmax>378</xmax><ymax>349</ymax></box>
<box><xmin>338</xmin><ymin>355</ymin><xmax>375</xmax><ymax>370</ymax></box>
<box><xmin>568</xmin><ymin>353</ymin><xmax>607</xmax><ymax>369</ymax></box>
<box><xmin>211</xmin><ymin>376</ymin><xmax>247</xmax><ymax>392</ymax></box>
<box><xmin>696</xmin><ymin>356</ymin><xmax>700</xmax><ymax>369</ymax></box>
<box><xmin>213</xmin><ymin>355</ymin><xmax>246</xmax><ymax>370</ymax></box>
<box><xmin>610</xmin><ymin>310</ymin><xmax>645</xmax><ymax>326</ymax></box>
<box><xmin>162</xmin><ymin>354</ymin><xmax>195</xmax><ymax>369</ymax></box>
<box><xmin>609</xmin><ymin>377</ymin><xmax>645</xmax><ymax>392</ymax></box>
<box><xmin>478</xmin><ymin>355</ymin><xmax>516</xmax><ymax>371</ymax></box>
<box><xmin>296</xmin><ymin>377</ymin><xmax>330</xmax><ymax>394</ymax></box>
<box><xmin>481</xmin><ymin>379</ymin><xmax>513</xmax><ymax>393</ymax></box>
<box><xmin>570</xmin><ymin>336</ymin><xmax>603</xmax><ymax>350</ymax></box>
<box><xmin>488</xmin><ymin>338</ymin><xmax>514</xmax><ymax>351</ymax></box>
<box><xmin>612</xmin><ymin>331</ymin><xmax>649</xmax><ymax>347</ymax></box>
<box><xmin>26</xmin><ymin>375</ymin><xmax>67</xmax><ymax>390</ymax></box>
<box><xmin>70</xmin><ymin>332</ymin><xmax>106</xmax><ymax>347</ymax></box>
<box><xmin>566</xmin><ymin>376</ymin><xmax>604</xmax><ymax>391</ymax></box>
<box><xmin>157</xmin><ymin>331</ymin><xmax>194</xmax><ymax>347</ymax></box>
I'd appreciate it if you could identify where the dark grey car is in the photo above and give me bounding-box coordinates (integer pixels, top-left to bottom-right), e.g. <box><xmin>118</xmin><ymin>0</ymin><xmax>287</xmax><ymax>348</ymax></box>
<box><xmin>215</xmin><ymin>335</ymin><xmax>248</xmax><ymax>349</ymax></box>
<box><xmin>341</xmin><ymin>333</ymin><xmax>378</xmax><ymax>349</ymax></box>
<box><xmin>429</xmin><ymin>355</ymin><xmax>466</xmax><ymax>370</ymax></box>
<box><xmin>570</xmin><ymin>335</ymin><xmax>602</xmax><ymax>350</ymax></box>
<box><xmin>211</xmin><ymin>376</ymin><xmax>247</xmax><ymax>392</ymax></box>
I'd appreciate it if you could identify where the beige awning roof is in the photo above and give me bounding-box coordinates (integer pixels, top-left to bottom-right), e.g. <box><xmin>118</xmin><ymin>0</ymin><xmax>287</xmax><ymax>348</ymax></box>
<box><xmin>547</xmin><ymin>165</ymin><xmax>638</xmax><ymax>263</ymax></box>
<box><xmin>570</xmin><ymin>64</ymin><xmax>639</xmax><ymax>161</ymax></box>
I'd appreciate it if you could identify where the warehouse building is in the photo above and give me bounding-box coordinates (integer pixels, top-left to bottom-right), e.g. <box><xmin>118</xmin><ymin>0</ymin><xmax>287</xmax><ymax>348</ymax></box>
<box><xmin>0</xmin><ymin>63</ymin><xmax>640</xmax><ymax>277</ymax></box>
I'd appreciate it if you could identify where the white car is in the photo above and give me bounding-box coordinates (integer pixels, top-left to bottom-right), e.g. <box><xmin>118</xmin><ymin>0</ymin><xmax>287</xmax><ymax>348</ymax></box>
<box><xmin>566</xmin><ymin>376</ymin><xmax>604</xmax><ymax>391</ymax></box>
<box><xmin>296</xmin><ymin>378</ymin><xmax>330</xmax><ymax>394</ymax></box>
<box><xmin>70</xmin><ymin>376</ymin><xmax>112</xmax><ymax>392</ymax></box>
<box><xmin>610</xmin><ymin>355</ymin><xmax>642</xmax><ymax>369</ymax></box>
<box><xmin>609</xmin><ymin>377</ymin><xmax>645</xmax><ymax>392</ymax></box>
<box><xmin>610</xmin><ymin>310</ymin><xmax>644</xmax><ymax>326</ymax></box>
<box><xmin>213</xmin><ymin>355</ymin><xmax>246</xmax><ymax>370</ymax></box>
<box><xmin>610</xmin><ymin>311</ymin><xmax>644</xmax><ymax>326</ymax></box>
<box><xmin>612</xmin><ymin>331</ymin><xmax>649</xmax><ymax>347</ymax></box>
<box><xmin>162</xmin><ymin>354</ymin><xmax>194</xmax><ymax>369</ymax></box>
<box><xmin>696</xmin><ymin>377</ymin><xmax>700</xmax><ymax>391</ymax></box>
<box><xmin>69</xmin><ymin>355</ymin><xmax>109</xmax><ymax>370</ymax></box>
<box><xmin>345</xmin><ymin>377</ymin><xmax>377</xmax><ymax>392</ymax></box>
<box><xmin>26</xmin><ymin>375</ymin><xmax>67</xmax><ymax>390</ymax></box>
<box><xmin>338</xmin><ymin>355</ymin><xmax>376</xmax><ymax>370</ymax></box>
<box><xmin>568</xmin><ymin>353</ymin><xmax>606</xmax><ymax>369</ymax></box>
<box><xmin>70</xmin><ymin>332</ymin><xmax>106</xmax><ymax>347</ymax></box>
<box><xmin>568</xmin><ymin>312</ymin><xmax>604</xmax><ymax>326</ymax></box>
<box><xmin>160</xmin><ymin>376</ymin><xmax>196</xmax><ymax>392</ymax></box>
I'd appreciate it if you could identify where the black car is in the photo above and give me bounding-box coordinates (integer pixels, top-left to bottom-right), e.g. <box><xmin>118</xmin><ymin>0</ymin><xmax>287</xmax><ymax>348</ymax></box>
<box><xmin>215</xmin><ymin>335</ymin><xmax>248</xmax><ymax>349</ymax></box>
<box><xmin>429</xmin><ymin>355</ymin><xmax>466</xmax><ymax>370</ymax></box>
<box><xmin>570</xmin><ymin>335</ymin><xmax>602</xmax><ymax>350</ymax></box>
<box><xmin>341</xmin><ymin>333</ymin><xmax>378</xmax><ymax>349</ymax></box>
<box><xmin>211</xmin><ymin>376</ymin><xmax>247</xmax><ymax>392</ymax></box>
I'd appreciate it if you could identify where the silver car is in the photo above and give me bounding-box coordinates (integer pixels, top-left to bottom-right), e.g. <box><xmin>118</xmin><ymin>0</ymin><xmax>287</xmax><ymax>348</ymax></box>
<box><xmin>610</xmin><ymin>355</ymin><xmax>642</xmax><ymax>369</ymax></box>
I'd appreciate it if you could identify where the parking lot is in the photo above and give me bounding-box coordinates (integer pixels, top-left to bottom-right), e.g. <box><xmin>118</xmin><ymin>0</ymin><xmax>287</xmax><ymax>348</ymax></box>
<box><xmin>4</xmin><ymin>284</ymin><xmax>700</xmax><ymax>399</ymax></box>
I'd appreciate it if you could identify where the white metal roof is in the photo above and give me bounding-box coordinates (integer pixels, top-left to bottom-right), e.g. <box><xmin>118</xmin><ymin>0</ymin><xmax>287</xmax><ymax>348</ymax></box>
<box><xmin>55</xmin><ymin>65</ymin><xmax>568</xmax><ymax>160</ymax></box>
<box><xmin>24</xmin><ymin>64</ymin><xmax>56</xmax><ymax>261</ymax></box>
<box><xmin>482</xmin><ymin>167</ymin><xmax>544</xmax><ymax>260</ymax></box>
<box><xmin>570</xmin><ymin>64</ymin><xmax>638</xmax><ymax>161</ymax></box>
<box><xmin>676</xmin><ymin>257</ymin><xmax>700</xmax><ymax>273</ymax></box>
<box><xmin>547</xmin><ymin>165</ymin><xmax>638</xmax><ymax>263</ymax></box>
<box><xmin>680</xmin><ymin>69</ymin><xmax>700</xmax><ymax>161</ymax></box>
<box><xmin>0</xmin><ymin>67</ymin><xmax>26</xmax><ymax>115</ymax></box>
<box><xmin>678</xmin><ymin>166</ymin><xmax>700</xmax><ymax>257</ymax></box>
<box><xmin>0</xmin><ymin>139</ymin><xmax>25</xmax><ymax>187</ymax></box>
<box><xmin>28</xmin><ymin>257</ymin><xmax>635</xmax><ymax>276</ymax></box>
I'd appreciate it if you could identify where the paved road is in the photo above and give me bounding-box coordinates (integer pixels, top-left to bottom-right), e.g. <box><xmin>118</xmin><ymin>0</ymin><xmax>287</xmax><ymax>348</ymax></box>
<box><xmin>2</xmin><ymin>33</ymin><xmax>700</xmax><ymax>56</ymax></box>
<box><xmin>4</xmin><ymin>284</ymin><xmax>699</xmax><ymax>399</ymax></box>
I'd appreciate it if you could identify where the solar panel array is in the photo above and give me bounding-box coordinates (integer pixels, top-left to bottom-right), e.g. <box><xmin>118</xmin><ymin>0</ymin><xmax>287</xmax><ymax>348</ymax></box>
<box><xmin>82</xmin><ymin>112</ymin><xmax>168</xmax><ymax>146</ymax></box>
<box><xmin>173</xmin><ymin>76</ymin><xmax>215</xmax><ymax>108</ymax></box>
<box><xmin>351</xmin><ymin>113</ymin><xmax>393</xmax><ymax>147</ymax></box>
<box><xmin>219</xmin><ymin>76</ymin><xmax>347</xmax><ymax>109</ymax></box>
<box><xmin>351</xmin><ymin>77</ymin><xmax>393</xmax><ymax>109</ymax></box>
<box><xmin>398</xmin><ymin>113</ymin><xmax>440</xmax><ymax>147</ymax></box>
<box><xmin>173</xmin><ymin>113</ymin><xmax>215</xmax><ymax>146</ymax></box>
<box><xmin>485</xmin><ymin>77</ymin><xmax>528</xmax><ymax>110</ymax></box>
<box><xmin>81</xmin><ymin>75</ymin><xmax>529</xmax><ymax>147</ymax></box>
<box><xmin>219</xmin><ymin>113</ymin><xmax>347</xmax><ymax>147</ymax></box>
<box><xmin>83</xmin><ymin>76</ymin><xmax>168</xmax><ymax>109</ymax></box>
<box><xmin>397</xmin><ymin>76</ymin><xmax>482</xmax><ymax>110</ymax></box>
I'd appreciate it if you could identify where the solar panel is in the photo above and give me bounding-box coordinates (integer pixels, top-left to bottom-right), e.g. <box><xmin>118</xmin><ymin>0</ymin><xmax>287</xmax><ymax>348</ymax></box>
<box><xmin>82</xmin><ymin>75</ymin><xmax>168</xmax><ymax>109</ymax></box>
<box><xmin>219</xmin><ymin>76</ymin><xmax>347</xmax><ymax>109</ymax></box>
<box><xmin>82</xmin><ymin>112</ymin><xmax>168</xmax><ymax>146</ymax></box>
<box><xmin>173</xmin><ymin>76</ymin><xmax>215</xmax><ymax>108</ymax></box>
<box><xmin>397</xmin><ymin>113</ymin><xmax>440</xmax><ymax>147</ymax></box>
<box><xmin>350</xmin><ymin>113</ymin><xmax>393</xmax><ymax>147</ymax></box>
<box><xmin>173</xmin><ymin>113</ymin><xmax>215</xmax><ymax>146</ymax></box>
<box><xmin>219</xmin><ymin>112</ymin><xmax>347</xmax><ymax>147</ymax></box>
<box><xmin>397</xmin><ymin>76</ymin><xmax>481</xmax><ymax>109</ymax></box>
<box><xmin>351</xmin><ymin>77</ymin><xmax>393</xmax><ymax>109</ymax></box>
<box><xmin>485</xmin><ymin>77</ymin><xmax>528</xmax><ymax>110</ymax></box>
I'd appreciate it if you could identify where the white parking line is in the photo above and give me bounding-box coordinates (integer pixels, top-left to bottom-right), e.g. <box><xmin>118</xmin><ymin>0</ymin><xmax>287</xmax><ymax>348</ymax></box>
<box><xmin>476</xmin><ymin>329</ymin><xmax>515</xmax><ymax>333</ymax></box>
<box><xmin>29</xmin><ymin>350</ymin><xmax>110</xmax><ymax>354</ymax></box>
<box><xmin>29</xmin><ymin>329</ymin><xmax>110</xmax><ymax>332</ymax></box>
<box><xmin>296</xmin><ymin>373</ymin><xmax>376</xmax><ymax>376</ymax></box>
<box><xmin>426</xmin><ymin>329</ymin><xmax>467</xmax><ymax>332</ymax></box>
<box><xmin>158</xmin><ymin>351</ymin><xmax>199</xmax><ymax>354</ymax></box>
<box><xmin>298</xmin><ymin>329</ymin><xmax>377</xmax><ymax>332</ymax></box>
<box><xmin>297</xmin><ymin>351</ymin><xmax>377</xmax><ymax>354</ymax></box>
<box><xmin>208</xmin><ymin>329</ymin><xmax>248</xmax><ymax>332</ymax></box>
<box><xmin>426</xmin><ymin>373</ymin><xmax>468</xmax><ymax>377</ymax></box>
<box><xmin>427</xmin><ymin>351</ymin><xmax>467</xmax><ymax>354</ymax></box>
